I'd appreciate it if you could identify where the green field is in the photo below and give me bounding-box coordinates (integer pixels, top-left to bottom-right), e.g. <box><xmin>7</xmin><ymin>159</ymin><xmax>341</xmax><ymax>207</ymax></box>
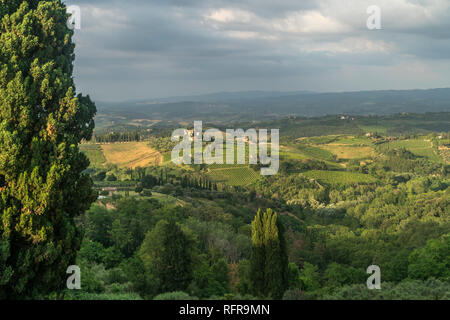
<box><xmin>295</xmin><ymin>145</ymin><xmax>336</xmax><ymax>161</ymax></box>
<box><xmin>161</xmin><ymin>152</ymin><xmax>172</xmax><ymax>164</ymax></box>
<box><xmin>80</xmin><ymin>144</ymin><xmax>106</xmax><ymax>167</ymax></box>
<box><xmin>380</xmin><ymin>139</ymin><xmax>443</xmax><ymax>163</ymax></box>
<box><xmin>331</xmin><ymin>136</ymin><xmax>373</xmax><ymax>146</ymax></box>
<box><xmin>113</xmin><ymin>190</ymin><xmax>186</xmax><ymax>206</ymax></box>
<box><xmin>280</xmin><ymin>144</ymin><xmax>344</xmax><ymax>170</ymax></box>
<box><xmin>280</xmin><ymin>151</ymin><xmax>308</xmax><ymax>161</ymax></box>
<box><xmin>302</xmin><ymin>170</ymin><xmax>378</xmax><ymax>185</ymax></box>
<box><xmin>297</xmin><ymin>136</ymin><xmax>340</xmax><ymax>145</ymax></box>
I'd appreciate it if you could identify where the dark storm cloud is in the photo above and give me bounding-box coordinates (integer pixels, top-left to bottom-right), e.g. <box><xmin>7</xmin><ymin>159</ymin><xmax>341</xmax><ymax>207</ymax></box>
<box><xmin>65</xmin><ymin>0</ymin><xmax>450</xmax><ymax>101</ymax></box>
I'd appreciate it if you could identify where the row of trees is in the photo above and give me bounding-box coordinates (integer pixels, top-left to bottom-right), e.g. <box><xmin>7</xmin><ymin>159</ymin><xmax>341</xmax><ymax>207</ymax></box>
<box><xmin>180</xmin><ymin>175</ymin><xmax>219</xmax><ymax>191</ymax></box>
<box><xmin>93</xmin><ymin>131</ymin><xmax>145</xmax><ymax>143</ymax></box>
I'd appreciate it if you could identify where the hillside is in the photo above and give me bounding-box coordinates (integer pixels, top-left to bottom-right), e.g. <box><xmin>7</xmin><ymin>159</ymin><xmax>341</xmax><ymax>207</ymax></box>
<box><xmin>74</xmin><ymin>114</ymin><xmax>450</xmax><ymax>301</ymax></box>
<box><xmin>96</xmin><ymin>88</ymin><xmax>450</xmax><ymax>125</ymax></box>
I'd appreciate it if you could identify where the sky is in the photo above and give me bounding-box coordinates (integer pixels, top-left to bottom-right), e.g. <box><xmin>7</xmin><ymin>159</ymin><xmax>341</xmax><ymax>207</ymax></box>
<box><xmin>65</xmin><ymin>0</ymin><xmax>450</xmax><ymax>102</ymax></box>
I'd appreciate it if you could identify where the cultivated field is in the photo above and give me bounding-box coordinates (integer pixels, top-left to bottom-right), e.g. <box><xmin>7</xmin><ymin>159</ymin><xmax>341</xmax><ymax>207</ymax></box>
<box><xmin>207</xmin><ymin>166</ymin><xmax>260</xmax><ymax>186</ymax></box>
<box><xmin>100</xmin><ymin>142</ymin><xmax>162</xmax><ymax>169</ymax></box>
<box><xmin>296</xmin><ymin>144</ymin><xmax>336</xmax><ymax>161</ymax></box>
<box><xmin>302</xmin><ymin>170</ymin><xmax>378</xmax><ymax>185</ymax></box>
<box><xmin>79</xmin><ymin>144</ymin><xmax>107</xmax><ymax>167</ymax></box>
<box><xmin>283</xmin><ymin>135</ymin><xmax>377</xmax><ymax>167</ymax></box>
<box><xmin>320</xmin><ymin>144</ymin><xmax>376</xmax><ymax>160</ymax></box>
<box><xmin>332</xmin><ymin>136</ymin><xmax>373</xmax><ymax>146</ymax></box>
<box><xmin>280</xmin><ymin>147</ymin><xmax>309</xmax><ymax>161</ymax></box>
<box><xmin>380</xmin><ymin>139</ymin><xmax>444</xmax><ymax>163</ymax></box>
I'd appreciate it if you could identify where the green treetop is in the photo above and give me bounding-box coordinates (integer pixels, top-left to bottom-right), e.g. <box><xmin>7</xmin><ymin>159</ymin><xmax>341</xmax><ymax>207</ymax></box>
<box><xmin>250</xmin><ymin>208</ymin><xmax>288</xmax><ymax>299</ymax></box>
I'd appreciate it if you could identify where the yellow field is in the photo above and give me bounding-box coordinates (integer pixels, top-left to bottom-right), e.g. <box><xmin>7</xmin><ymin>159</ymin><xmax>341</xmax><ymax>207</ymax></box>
<box><xmin>101</xmin><ymin>142</ymin><xmax>162</xmax><ymax>169</ymax></box>
<box><xmin>320</xmin><ymin>144</ymin><xmax>375</xmax><ymax>160</ymax></box>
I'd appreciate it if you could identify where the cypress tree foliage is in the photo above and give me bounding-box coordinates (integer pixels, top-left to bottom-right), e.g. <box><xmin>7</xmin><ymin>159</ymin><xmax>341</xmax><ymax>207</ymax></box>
<box><xmin>250</xmin><ymin>209</ymin><xmax>265</xmax><ymax>297</ymax></box>
<box><xmin>250</xmin><ymin>208</ymin><xmax>288</xmax><ymax>299</ymax></box>
<box><xmin>264</xmin><ymin>210</ymin><xmax>289</xmax><ymax>299</ymax></box>
<box><xmin>0</xmin><ymin>1</ymin><xmax>96</xmax><ymax>298</ymax></box>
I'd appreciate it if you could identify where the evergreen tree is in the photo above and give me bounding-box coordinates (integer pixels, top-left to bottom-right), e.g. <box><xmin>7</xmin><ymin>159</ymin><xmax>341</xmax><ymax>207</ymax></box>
<box><xmin>250</xmin><ymin>209</ymin><xmax>288</xmax><ymax>299</ymax></box>
<box><xmin>139</xmin><ymin>220</ymin><xmax>193</xmax><ymax>294</ymax></box>
<box><xmin>0</xmin><ymin>0</ymin><xmax>96</xmax><ymax>298</ymax></box>
<box><xmin>264</xmin><ymin>210</ymin><xmax>289</xmax><ymax>299</ymax></box>
<box><xmin>211</xmin><ymin>258</ymin><xmax>231</xmax><ymax>292</ymax></box>
<box><xmin>159</xmin><ymin>220</ymin><xmax>193</xmax><ymax>292</ymax></box>
<box><xmin>250</xmin><ymin>209</ymin><xmax>265</xmax><ymax>297</ymax></box>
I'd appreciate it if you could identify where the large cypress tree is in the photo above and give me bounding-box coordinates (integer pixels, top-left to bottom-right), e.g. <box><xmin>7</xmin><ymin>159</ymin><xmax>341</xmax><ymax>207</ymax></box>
<box><xmin>0</xmin><ymin>0</ymin><xmax>96</xmax><ymax>298</ymax></box>
<box><xmin>249</xmin><ymin>209</ymin><xmax>265</xmax><ymax>297</ymax></box>
<box><xmin>263</xmin><ymin>209</ymin><xmax>288</xmax><ymax>299</ymax></box>
<box><xmin>250</xmin><ymin>208</ymin><xmax>288</xmax><ymax>299</ymax></box>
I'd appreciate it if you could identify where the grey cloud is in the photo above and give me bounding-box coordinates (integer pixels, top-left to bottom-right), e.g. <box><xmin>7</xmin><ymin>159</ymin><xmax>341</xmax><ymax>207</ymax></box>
<box><xmin>65</xmin><ymin>0</ymin><xmax>450</xmax><ymax>101</ymax></box>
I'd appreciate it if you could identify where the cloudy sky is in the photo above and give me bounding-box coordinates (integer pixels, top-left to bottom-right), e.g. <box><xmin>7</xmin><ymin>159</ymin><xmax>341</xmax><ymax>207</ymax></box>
<box><xmin>65</xmin><ymin>0</ymin><xmax>450</xmax><ymax>101</ymax></box>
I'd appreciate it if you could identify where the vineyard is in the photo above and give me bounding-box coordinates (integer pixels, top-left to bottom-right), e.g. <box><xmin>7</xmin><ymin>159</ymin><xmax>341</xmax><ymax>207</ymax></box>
<box><xmin>302</xmin><ymin>170</ymin><xmax>378</xmax><ymax>185</ymax></box>
<box><xmin>207</xmin><ymin>166</ymin><xmax>260</xmax><ymax>186</ymax></box>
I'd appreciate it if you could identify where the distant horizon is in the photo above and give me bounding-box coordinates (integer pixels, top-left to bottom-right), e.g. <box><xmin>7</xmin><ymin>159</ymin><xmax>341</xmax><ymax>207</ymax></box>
<box><xmin>95</xmin><ymin>86</ymin><xmax>450</xmax><ymax>103</ymax></box>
